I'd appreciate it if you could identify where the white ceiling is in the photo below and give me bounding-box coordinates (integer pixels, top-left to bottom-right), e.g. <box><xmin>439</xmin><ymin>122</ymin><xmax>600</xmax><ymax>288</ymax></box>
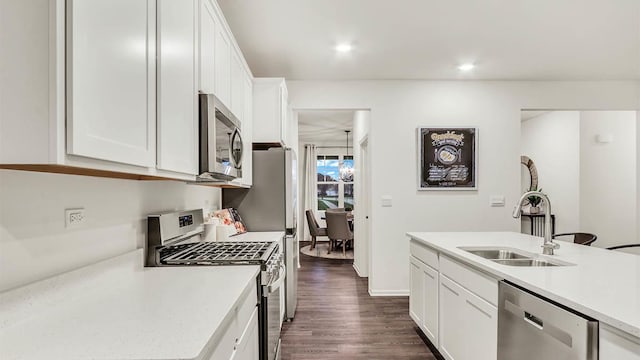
<box><xmin>219</xmin><ymin>0</ymin><xmax>640</xmax><ymax>80</ymax></box>
<box><xmin>298</xmin><ymin>110</ymin><xmax>354</xmax><ymax>144</ymax></box>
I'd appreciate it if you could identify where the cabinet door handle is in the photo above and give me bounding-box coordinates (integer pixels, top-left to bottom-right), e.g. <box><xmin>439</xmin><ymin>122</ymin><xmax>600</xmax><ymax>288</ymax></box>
<box><xmin>441</xmin><ymin>282</ymin><xmax>459</xmax><ymax>296</ymax></box>
<box><xmin>465</xmin><ymin>299</ymin><xmax>492</xmax><ymax>318</ymax></box>
<box><xmin>424</xmin><ymin>271</ymin><xmax>435</xmax><ymax>280</ymax></box>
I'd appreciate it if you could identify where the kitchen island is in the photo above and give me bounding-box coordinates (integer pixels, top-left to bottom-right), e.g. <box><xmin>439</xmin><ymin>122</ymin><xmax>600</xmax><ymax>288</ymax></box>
<box><xmin>407</xmin><ymin>232</ymin><xmax>640</xmax><ymax>360</ymax></box>
<box><xmin>0</xmin><ymin>249</ymin><xmax>260</xmax><ymax>360</ymax></box>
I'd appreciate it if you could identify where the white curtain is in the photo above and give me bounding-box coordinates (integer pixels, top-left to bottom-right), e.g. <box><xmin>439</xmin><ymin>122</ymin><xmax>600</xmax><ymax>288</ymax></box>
<box><xmin>302</xmin><ymin>144</ymin><xmax>318</xmax><ymax>241</ymax></box>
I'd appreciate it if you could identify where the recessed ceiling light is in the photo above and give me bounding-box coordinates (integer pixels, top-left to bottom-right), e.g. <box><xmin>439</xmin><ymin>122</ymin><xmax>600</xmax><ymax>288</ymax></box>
<box><xmin>458</xmin><ymin>63</ymin><xmax>475</xmax><ymax>71</ymax></box>
<box><xmin>335</xmin><ymin>43</ymin><xmax>353</xmax><ymax>53</ymax></box>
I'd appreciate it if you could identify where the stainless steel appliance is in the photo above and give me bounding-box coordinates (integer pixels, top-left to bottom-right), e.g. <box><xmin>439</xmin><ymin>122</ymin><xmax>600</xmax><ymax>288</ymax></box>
<box><xmin>146</xmin><ymin>209</ymin><xmax>284</xmax><ymax>360</ymax></box>
<box><xmin>223</xmin><ymin>147</ymin><xmax>298</xmax><ymax>320</ymax></box>
<box><xmin>498</xmin><ymin>281</ymin><xmax>598</xmax><ymax>360</ymax></box>
<box><xmin>198</xmin><ymin>94</ymin><xmax>243</xmax><ymax>181</ymax></box>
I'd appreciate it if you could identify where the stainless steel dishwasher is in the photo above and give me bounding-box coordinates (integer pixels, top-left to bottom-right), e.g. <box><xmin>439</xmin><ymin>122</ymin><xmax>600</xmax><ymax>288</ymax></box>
<box><xmin>498</xmin><ymin>281</ymin><xmax>598</xmax><ymax>360</ymax></box>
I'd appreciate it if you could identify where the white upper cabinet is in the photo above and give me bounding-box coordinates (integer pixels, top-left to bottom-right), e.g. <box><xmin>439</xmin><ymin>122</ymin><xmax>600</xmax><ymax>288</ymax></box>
<box><xmin>157</xmin><ymin>0</ymin><xmax>198</xmax><ymax>175</ymax></box>
<box><xmin>2</xmin><ymin>0</ymin><xmax>254</xmax><ymax>184</ymax></box>
<box><xmin>239</xmin><ymin>72</ymin><xmax>254</xmax><ymax>186</ymax></box>
<box><xmin>253</xmin><ymin>78</ymin><xmax>289</xmax><ymax>146</ymax></box>
<box><xmin>214</xmin><ymin>12</ymin><xmax>231</xmax><ymax>108</ymax></box>
<box><xmin>199</xmin><ymin>0</ymin><xmax>217</xmax><ymax>94</ymax></box>
<box><xmin>66</xmin><ymin>0</ymin><xmax>156</xmax><ymax>167</ymax></box>
<box><xmin>231</xmin><ymin>49</ymin><xmax>244</xmax><ymax>120</ymax></box>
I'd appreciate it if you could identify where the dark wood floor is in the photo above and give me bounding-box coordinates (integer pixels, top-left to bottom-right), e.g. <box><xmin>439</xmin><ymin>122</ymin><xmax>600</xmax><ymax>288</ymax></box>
<box><xmin>280</xmin><ymin>249</ymin><xmax>439</xmax><ymax>360</ymax></box>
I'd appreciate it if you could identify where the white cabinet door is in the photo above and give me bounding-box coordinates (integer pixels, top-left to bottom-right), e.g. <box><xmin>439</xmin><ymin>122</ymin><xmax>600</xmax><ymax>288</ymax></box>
<box><xmin>205</xmin><ymin>315</ymin><xmax>238</xmax><ymax>360</ymax></box>
<box><xmin>199</xmin><ymin>0</ymin><xmax>217</xmax><ymax>94</ymax></box>
<box><xmin>214</xmin><ymin>15</ymin><xmax>231</xmax><ymax>107</ymax></box>
<box><xmin>230</xmin><ymin>49</ymin><xmax>244</xmax><ymax>120</ymax></box>
<box><xmin>439</xmin><ymin>275</ymin><xmax>466</xmax><ymax>360</ymax></box>
<box><xmin>280</xmin><ymin>83</ymin><xmax>288</xmax><ymax>146</ymax></box>
<box><xmin>439</xmin><ymin>275</ymin><xmax>497</xmax><ymax>360</ymax></box>
<box><xmin>232</xmin><ymin>308</ymin><xmax>259</xmax><ymax>360</ymax></box>
<box><xmin>241</xmin><ymin>73</ymin><xmax>253</xmax><ymax>186</ymax></box>
<box><xmin>157</xmin><ymin>0</ymin><xmax>198</xmax><ymax>175</ymax></box>
<box><xmin>67</xmin><ymin>0</ymin><xmax>156</xmax><ymax>167</ymax></box>
<box><xmin>600</xmin><ymin>325</ymin><xmax>640</xmax><ymax>360</ymax></box>
<box><xmin>409</xmin><ymin>256</ymin><xmax>424</xmax><ymax>326</ymax></box>
<box><xmin>463</xmin><ymin>285</ymin><xmax>497</xmax><ymax>360</ymax></box>
<box><xmin>421</xmin><ymin>261</ymin><xmax>439</xmax><ymax>346</ymax></box>
<box><xmin>252</xmin><ymin>78</ymin><xmax>287</xmax><ymax>145</ymax></box>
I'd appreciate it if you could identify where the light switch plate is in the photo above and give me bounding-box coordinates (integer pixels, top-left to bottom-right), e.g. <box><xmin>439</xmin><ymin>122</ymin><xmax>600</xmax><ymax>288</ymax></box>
<box><xmin>490</xmin><ymin>196</ymin><xmax>505</xmax><ymax>207</ymax></box>
<box><xmin>381</xmin><ymin>196</ymin><xmax>393</xmax><ymax>207</ymax></box>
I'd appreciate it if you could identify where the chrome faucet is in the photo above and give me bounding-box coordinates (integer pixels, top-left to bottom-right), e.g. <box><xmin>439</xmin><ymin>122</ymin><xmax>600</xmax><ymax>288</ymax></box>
<box><xmin>512</xmin><ymin>191</ymin><xmax>560</xmax><ymax>255</ymax></box>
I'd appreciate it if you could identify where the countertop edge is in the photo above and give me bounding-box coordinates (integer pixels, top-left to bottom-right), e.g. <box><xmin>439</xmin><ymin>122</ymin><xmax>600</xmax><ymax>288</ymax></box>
<box><xmin>406</xmin><ymin>232</ymin><xmax>640</xmax><ymax>339</ymax></box>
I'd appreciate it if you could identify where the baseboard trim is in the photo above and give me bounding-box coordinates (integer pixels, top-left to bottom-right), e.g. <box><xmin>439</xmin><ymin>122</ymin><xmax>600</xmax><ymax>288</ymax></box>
<box><xmin>368</xmin><ymin>289</ymin><xmax>410</xmax><ymax>297</ymax></box>
<box><xmin>352</xmin><ymin>263</ymin><xmax>368</xmax><ymax>278</ymax></box>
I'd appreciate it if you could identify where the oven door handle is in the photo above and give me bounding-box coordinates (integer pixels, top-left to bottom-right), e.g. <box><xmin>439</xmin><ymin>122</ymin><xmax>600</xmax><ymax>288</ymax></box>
<box><xmin>264</xmin><ymin>264</ymin><xmax>286</xmax><ymax>295</ymax></box>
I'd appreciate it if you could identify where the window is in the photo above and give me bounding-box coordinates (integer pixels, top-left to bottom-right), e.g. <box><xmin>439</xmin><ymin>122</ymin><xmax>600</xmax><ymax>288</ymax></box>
<box><xmin>317</xmin><ymin>154</ymin><xmax>354</xmax><ymax>211</ymax></box>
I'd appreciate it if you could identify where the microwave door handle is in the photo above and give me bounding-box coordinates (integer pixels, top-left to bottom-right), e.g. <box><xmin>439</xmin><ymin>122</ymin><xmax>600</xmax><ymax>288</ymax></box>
<box><xmin>231</xmin><ymin>129</ymin><xmax>243</xmax><ymax>169</ymax></box>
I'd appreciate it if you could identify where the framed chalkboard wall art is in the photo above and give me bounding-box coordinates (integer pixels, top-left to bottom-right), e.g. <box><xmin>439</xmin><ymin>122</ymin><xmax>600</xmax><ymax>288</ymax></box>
<box><xmin>417</xmin><ymin>127</ymin><xmax>478</xmax><ymax>190</ymax></box>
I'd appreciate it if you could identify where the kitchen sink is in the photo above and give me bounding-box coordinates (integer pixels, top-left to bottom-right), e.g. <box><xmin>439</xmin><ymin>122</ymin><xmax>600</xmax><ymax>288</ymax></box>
<box><xmin>458</xmin><ymin>246</ymin><xmax>571</xmax><ymax>267</ymax></box>
<box><xmin>492</xmin><ymin>259</ymin><xmax>559</xmax><ymax>267</ymax></box>
<box><xmin>464</xmin><ymin>249</ymin><xmax>530</xmax><ymax>260</ymax></box>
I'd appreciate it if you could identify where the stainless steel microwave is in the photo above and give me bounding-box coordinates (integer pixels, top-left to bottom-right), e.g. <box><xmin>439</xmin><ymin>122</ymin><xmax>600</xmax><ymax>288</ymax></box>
<box><xmin>198</xmin><ymin>94</ymin><xmax>243</xmax><ymax>181</ymax></box>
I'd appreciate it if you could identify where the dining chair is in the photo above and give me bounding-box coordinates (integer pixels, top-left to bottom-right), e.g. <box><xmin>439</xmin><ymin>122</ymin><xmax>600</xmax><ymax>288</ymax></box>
<box><xmin>552</xmin><ymin>232</ymin><xmax>597</xmax><ymax>246</ymax></box>
<box><xmin>607</xmin><ymin>244</ymin><xmax>640</xmax><ymax>251</ymax></box>
<box><xmin>325</xmin><ymin>210</ymin><xmax>354</xmax><ymax>256</ymax></box>
<box><xmin>305</xmin><ymin>210</ymin><xmax>327</xmax><ymax>252</ymax></box>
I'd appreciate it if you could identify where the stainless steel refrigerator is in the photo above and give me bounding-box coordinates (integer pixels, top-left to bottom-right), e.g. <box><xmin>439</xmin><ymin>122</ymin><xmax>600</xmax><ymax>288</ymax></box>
<box><xmin>223</xmin><ymin>147</ymin><xmax>298</xmax><ymax>320</ymax></box>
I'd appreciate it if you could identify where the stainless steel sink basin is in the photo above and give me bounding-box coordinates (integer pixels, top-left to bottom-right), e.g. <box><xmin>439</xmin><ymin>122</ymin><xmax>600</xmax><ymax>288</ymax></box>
<box><xmin>492</xmin><ymin>259</ymin><xmax>559</xmax><ymax>267</ymax></box>
<box><xmin>465</xmin><ymin>249</ymin><xmax>529</xmax><ymax>260</ymax></box>
<box><xmin>458</xmin><ymin>246</ymin><xmax>571</xmax><ymax>267</ymax></box>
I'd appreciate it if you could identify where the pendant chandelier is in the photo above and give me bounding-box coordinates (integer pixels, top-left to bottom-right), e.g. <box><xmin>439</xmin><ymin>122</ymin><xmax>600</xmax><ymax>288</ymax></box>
<box><xmin>339</xmin><ymin>130</ymin><xmax>354</xmax><ymax>182</ymax></box>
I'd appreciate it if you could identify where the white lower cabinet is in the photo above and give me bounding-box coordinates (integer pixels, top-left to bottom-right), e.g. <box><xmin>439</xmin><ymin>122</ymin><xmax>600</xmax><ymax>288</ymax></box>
<box><xmin>409</xmin><ymin>255</ymin><xmax>439</xmax><ymax>345</ymax></box>
<box><xmin>232</xmin><ymin>308</ymin><xmax>259</xmax><ymax>360</ymax></box>
<box><xmin>203</xmin><ymin>282</ymin><xmax>259</xmax><ymax>360</ymax></box>
<box><xmin>439</xmin><ymin>275</ymin><xmax>497</xmax><ymax>360</ymax></box>
<box><xmin>421</xmin><ymin>261</ymin><xmax>439</xmax><ymax>345</ymax></box>
<box><xmin>600</xmin><ymin>325</ymin><xmax>640</xmax><ymax>360</ymax></box>
<box><xmin>410</xmin><ymin>240</ymin><xmax>497</xmax><ymax>360</ymax></box>
<box><xmin>409</xmin><ymin>256</ymin><xmax>424</xmax><ymax>326</ymax></box>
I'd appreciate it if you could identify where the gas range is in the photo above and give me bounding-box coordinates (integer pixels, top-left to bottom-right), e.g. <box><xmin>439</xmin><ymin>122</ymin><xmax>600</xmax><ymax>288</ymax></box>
<box><xmin>146</xmin><ymin>209</ymin><xmax>285</xmax><ymax>360</ymax></box>
<box><xmin>154</xmin><ymin>241</ymin><xmax>282</xmax><ymax>285</ymax></box>
<box><xmin>158</xmin><ymin>241</ymin><xmax>277</xmax><ymax>266</ymax></box>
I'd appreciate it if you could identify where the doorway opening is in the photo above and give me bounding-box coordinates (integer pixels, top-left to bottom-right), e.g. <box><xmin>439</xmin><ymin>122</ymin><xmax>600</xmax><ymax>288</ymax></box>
<box><xmin>519</xmin><ymin>110</ymin><xmax>639</xmax><ymax>254</ymax></box>
<box><xmin>295</xmin><ymin>109</ymin><xmax>372</xmax><ymax>274</ymax></box>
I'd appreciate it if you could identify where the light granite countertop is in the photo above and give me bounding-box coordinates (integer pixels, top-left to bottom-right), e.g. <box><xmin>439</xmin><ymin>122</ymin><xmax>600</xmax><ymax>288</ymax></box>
<box><xmin>407</xmin><ymin>231</ymin><xmax>640</xmax><ymax>339</ymax></box>
<box><xmin>0</xmin><ymin>249</ymin><xmax>260</xmax><ymax>360</ymax></box>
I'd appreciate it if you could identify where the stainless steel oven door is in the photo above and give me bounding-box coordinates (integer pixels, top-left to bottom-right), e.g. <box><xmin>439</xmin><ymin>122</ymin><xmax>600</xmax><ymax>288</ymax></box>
<box><xmin>264</xmin><ymin>264</ymin><xmax>285</xmax><ymax>360</ymax></box>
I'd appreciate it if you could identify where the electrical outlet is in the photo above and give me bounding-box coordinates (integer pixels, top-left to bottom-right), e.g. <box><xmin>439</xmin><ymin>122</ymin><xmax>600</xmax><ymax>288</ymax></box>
<box><xmin>65</xmin><ymin>208</ymin><xmax>85</xmax><ymax>228</ymax></box>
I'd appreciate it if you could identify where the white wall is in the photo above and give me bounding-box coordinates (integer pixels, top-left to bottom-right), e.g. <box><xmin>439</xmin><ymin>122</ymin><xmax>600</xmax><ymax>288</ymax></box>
<box><xmin>287</xmin><ymin>80</ymin><xmax>640</xmax><ymax>295</ymax></box>
<box><xmin>353</xmin><ymin>110</ymin><xmax>370</xmax><ymax>277</ymax></box>
<box><xmin>0</xmin><ymin>170</ymin><xmax>221</xmax><ymax>292</ymax></box>
<box><xmin>579</xmin><ymin>111</ymin><xmax>637</xmax><ymax>249</ymax></box>
<box><xmin>521</xmin><ymin>111</ymin><xmax>581</xmax><ymax>234</ymax></box>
